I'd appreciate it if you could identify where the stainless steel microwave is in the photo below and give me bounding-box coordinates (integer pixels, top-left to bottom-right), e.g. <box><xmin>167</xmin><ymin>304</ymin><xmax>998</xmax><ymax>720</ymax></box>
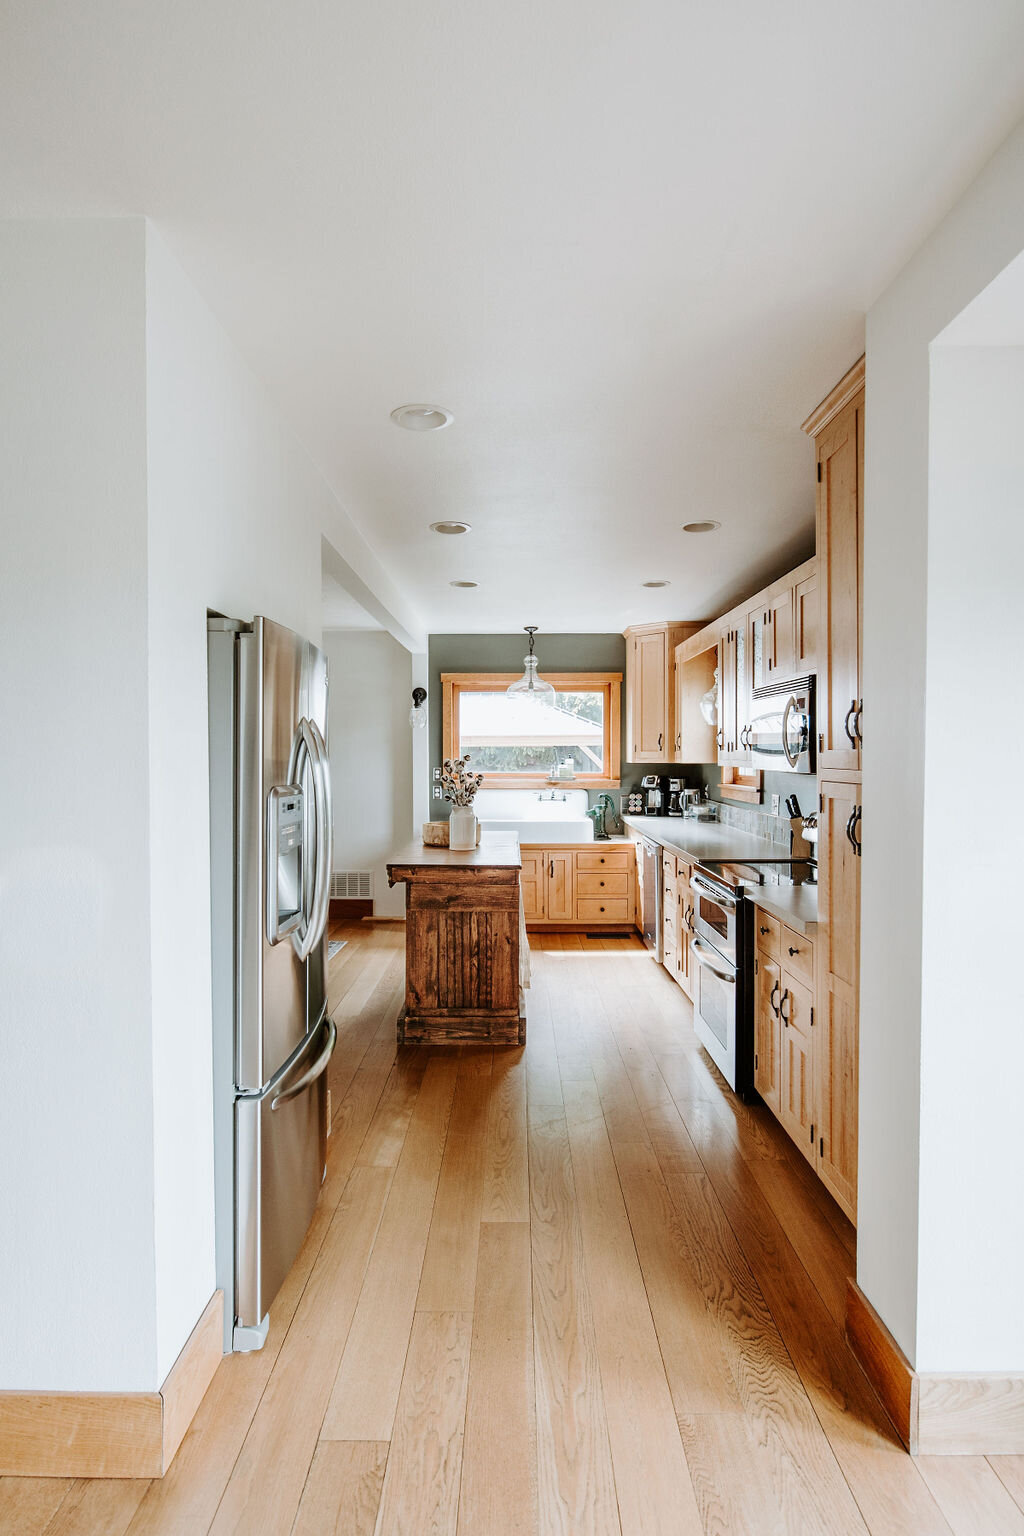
<box><xmin>745</xmin><ymin>676</ymin><xmax>815</xmax><ymax>773</ymax></box>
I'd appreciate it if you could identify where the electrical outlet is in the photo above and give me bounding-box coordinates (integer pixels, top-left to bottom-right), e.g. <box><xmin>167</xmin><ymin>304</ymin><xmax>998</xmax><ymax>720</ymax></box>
<box><xmin>771</xmin><ymin>793</ymin><xmax>781</xmax><ymax>816</ymax></box>
<box><xmin>432</xmin><ymin>785</ymin><xmax>442</xmax><ymax>799</ymax></box>
<box><xmin>432</xmin><ymin>766</ymin><xmax>441</xmax><ymax>781</ymax></box>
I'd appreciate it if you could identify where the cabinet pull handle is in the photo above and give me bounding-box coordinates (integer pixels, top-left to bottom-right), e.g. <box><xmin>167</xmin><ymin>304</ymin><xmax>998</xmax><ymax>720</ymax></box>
<box><xmin>770</xmin><ymin>980</ymin><xmax>780</xmax><ymax>1018</ymax></box>
<box><xmin>853</xmin><ymin>699</ymin><xmax>863</xmax><ymax>743</ymax></box>
<box><xmin>788</xmin><ymin>945</ymin><xmax>798</xmax><ymax>957</ymax></box>
<box><xmin>852</xmin><ymin>806</ymin><xmax>862</xmax><ymax>857</ymax></box>
<box><xmin>549</xmin><ymin>860</ymin><xmax>554</xmax><ymax>877</ymax></box>
<box><xmin>845</xmin><ymin>808</ymin><xmax>858</xmax><ymax>851</ymax></box>
<box><xmin>717</xmin><ymin>728</ymin><xmax>724</xmax><ymax>749</ymax></box>
<box><xmin>843</xmin><ymin>698</ymin><xmax>859</xmax><ymax>747</ymax></box>
<box><xmin>658</xmin><ymin>731</ymin><xmax>663</xmax><ymax>750</ymax></box>
<box><xmin>780</xmin><ymin>989</ymin><xmax>791</xmax><ymax>1024</ymax></box>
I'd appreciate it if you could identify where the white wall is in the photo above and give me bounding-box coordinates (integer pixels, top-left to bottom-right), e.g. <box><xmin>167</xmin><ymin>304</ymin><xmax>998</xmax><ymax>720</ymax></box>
<box><xmin>0</xmin><ymin>221</ymin><xmax>158</xmax><ymax>1390</ymax></box>
<box><xmin>0</xmin><ymin>220</ymin><xmax>420</xmax><ymax>1392</ymax></box>
<box><xmin>323</xmin><ymin>631</ymin><xmax>413</xmax><ymax>920</ymax></box>
<box><xmin>144</xmin><ymin>225</ymin><xmax>346</xmax><ymax>1380</ymax></box>
<box><xmin>915</xmin><ymin>343</ymin><xmax>1024</xmax><ymax>1371</ymax></box>
<box><xmin>861</xmin><ymin>120</ymin><xmax>1024</xmax><ymax>1367</ymax></box>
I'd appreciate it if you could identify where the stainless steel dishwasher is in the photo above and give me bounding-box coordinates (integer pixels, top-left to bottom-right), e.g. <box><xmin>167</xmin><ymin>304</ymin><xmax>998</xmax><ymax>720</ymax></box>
<box><xmin>638</xmin><ymin>836</ymin><xmax>663</xmax><ymax>961</ymax></box>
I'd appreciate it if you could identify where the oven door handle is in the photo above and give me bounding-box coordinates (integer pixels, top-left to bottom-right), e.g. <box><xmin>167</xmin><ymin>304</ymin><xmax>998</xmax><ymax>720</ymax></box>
<box><xmin>691</xmin><ymin>937</ymin><xmax>738</xmax><ymax>985</ymax></box>
<box><xmin>690</xmin><ymin>876</ymin><xmax>737</xmax><ymax>910</ymax></box>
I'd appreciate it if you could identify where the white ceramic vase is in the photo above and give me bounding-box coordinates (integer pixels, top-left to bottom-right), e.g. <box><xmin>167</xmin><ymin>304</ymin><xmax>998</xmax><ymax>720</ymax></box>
<box><xmin>449</xmin><ymin>808</ymin><xmax>478</xmax><ymax>851</ymax></box>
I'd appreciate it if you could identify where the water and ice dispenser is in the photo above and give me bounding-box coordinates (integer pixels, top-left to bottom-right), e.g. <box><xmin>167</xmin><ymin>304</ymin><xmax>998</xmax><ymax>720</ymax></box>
<box><xmin>267</xmin><ymin>784</ymin><xmax>304</xmax><ymax>941</ymax></box>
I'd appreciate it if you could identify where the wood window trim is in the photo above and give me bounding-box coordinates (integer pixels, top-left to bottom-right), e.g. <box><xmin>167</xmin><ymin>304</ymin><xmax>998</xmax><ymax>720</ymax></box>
<box><xmin>719</xmin><ymin>767</ymin><xmax>763</xmax><ymax>803</ymax></box>
<box><xmin>441</xmin><ymin>672</ymin><xmax>622</xmax><ymax>789</ymax></box>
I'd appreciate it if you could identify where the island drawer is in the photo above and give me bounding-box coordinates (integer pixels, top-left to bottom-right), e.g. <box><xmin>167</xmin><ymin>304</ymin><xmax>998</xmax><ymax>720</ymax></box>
<box><xmin>754</xmin><ymin>908</ymin><xmax>781</xmax><ymax>959</ymax></box>
<box><xmin>576</xmin><ymin>849</ymin><xmax>632</xmax><ymax>873</ymax></box>
<box><xmin>576</xmin><ymin>895</ymin><xmax>632</xmax><ymax>923</ymax></box>
<box><xmin>577</xmin><ymin>871</ymin><xmax>629</xmax><ymax>897</ymax></box>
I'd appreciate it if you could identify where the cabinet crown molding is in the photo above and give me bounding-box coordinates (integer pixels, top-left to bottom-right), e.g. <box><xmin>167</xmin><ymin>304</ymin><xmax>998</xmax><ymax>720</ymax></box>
<box><xmin>801</xmin><ymin>355</ymin><xmax>865</xmax><ymax>438</ymax></box>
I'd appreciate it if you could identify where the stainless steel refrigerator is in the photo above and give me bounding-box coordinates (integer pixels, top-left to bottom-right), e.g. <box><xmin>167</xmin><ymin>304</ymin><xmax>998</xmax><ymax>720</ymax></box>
<box><xmin>207</xmin><ymin>614</ymin><xmax>335</xmax><ymax>1352</ymax></box>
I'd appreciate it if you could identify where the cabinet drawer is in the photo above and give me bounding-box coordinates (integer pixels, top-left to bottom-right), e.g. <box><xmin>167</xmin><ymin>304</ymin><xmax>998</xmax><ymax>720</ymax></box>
<box><xmin>781</xmin><ymin>926</ymin><xmax>814</xmax><ymax>986</ymax></box>
<box><xmin>577</xmin><ymin>871</ymin><xmax>629</xmax><ymax>897</ymax></box>
<box><xmin>576</xmin><ymin>849</ymin><xmax>632</xmax><ymax>873</ymax></box>
<box><xmin>576</xmin><ymin>896</ymin><xmax>632</xmax><ymax>924</ymax></box>
<box><xmin>754</xmin><ymin>908</ymin><xmax>780</xmax><ymax>959</ymax></box>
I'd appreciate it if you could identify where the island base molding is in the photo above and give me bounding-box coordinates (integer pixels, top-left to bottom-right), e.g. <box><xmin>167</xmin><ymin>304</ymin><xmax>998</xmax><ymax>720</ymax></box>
<box><xmin>847</xmin><ymin>1280</ymin><xmax>1024</xmax><ymax>1455</ymax></box>
<box><xmin>0</xmin><ymin>1290</ymin><xmax>223</xmax><ymax>1478</ymax></box>
<box><xmin>397</xmin><ymin>1005</ymin><xmax>526</xmax><ymax>1045</ymax></box>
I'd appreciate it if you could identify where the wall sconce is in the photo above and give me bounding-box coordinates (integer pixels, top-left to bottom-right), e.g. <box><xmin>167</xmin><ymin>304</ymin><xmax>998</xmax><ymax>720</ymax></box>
<box><xmin>409</xmin><ymin>687</ymin><xmax>427</xmax><ymax>729</ymax></box>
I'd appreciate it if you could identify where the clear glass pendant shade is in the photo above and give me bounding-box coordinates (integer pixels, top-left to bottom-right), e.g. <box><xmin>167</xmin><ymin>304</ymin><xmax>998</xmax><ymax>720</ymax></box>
<box><xmin>507</xmin><ymin>654</ymin><xmax>556</xmax><ymax>701</ymax></box>
<box><xmin>506</xmin><ymin>628</ymin><xmax>555</xmax><ymax>701</ymax></box>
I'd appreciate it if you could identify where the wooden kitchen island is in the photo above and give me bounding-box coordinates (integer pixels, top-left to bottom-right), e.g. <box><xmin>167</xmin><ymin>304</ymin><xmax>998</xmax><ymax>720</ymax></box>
<box><xmin>386</xmin><ymin>832</ymin><xmax>526</xmax><ymax>1045</ymax></box>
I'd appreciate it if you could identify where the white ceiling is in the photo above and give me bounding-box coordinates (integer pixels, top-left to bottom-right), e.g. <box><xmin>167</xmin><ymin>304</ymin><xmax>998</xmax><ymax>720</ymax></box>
<box><xmin>3</xmin><ymin>1</ymin><xmax>1023</xmax><ymax>633</ymax></box>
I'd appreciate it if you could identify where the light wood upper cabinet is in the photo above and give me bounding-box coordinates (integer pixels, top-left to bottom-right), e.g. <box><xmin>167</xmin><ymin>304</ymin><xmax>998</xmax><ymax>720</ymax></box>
<box><xmin>807</xmin><ymin>364</ymin><xmax>864</xmax><ymax>772</ymax></box>
<box><xmin>765</xmin><ymin>586</ymin><xmax>795</xmax><ymax>683</ymax></box>
<box><xmin>794</xmin><ymin>571</ymin><xmax>817</xmax><ymax>675</ymax></box>
<box><xmin>624</xmin><ymin>622</ymin><xmax>703</xmax><ymax>763</ymax></box>
<box><xmin>673</xmin><ymin>643</ymin><xmax>717</xmax><ymax>762</ymax></box>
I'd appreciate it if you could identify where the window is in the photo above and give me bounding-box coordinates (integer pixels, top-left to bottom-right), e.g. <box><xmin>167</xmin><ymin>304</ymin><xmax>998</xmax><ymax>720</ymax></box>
<box><xmin>441</xmin><ymin>672</ymin><xmax>622</xmax><ymax>788</ymax></box>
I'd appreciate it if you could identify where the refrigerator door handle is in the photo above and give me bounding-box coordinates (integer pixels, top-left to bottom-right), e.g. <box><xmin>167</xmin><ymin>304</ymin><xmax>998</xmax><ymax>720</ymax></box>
<box><xmin>270</xmin><ymin>1012</ymin><xmax>337</xmax><ymax>1111</ymax></box>
<box><xmin>307</xmin><ymin>719</ymin><xmax>333</xmax><ymax>949</ymax></box>
<box><xmin>288</xmin><ymin>718</ymin><xmax>332</xmax><ymax>960</ymax></box>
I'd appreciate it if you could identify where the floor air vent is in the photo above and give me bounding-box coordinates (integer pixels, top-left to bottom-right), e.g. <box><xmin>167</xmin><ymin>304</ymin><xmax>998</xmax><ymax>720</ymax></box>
<box><xmin>331</xmin><ymin>871</ymin><xmax>373</xmax><ymax>900</ymax></box>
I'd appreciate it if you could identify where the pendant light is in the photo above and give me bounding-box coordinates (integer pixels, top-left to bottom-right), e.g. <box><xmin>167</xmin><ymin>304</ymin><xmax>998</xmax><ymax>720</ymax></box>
<box><xmin>506</xmin><ymin>626</ymin><xmax>555</xmax><ymax>702</ymax></box>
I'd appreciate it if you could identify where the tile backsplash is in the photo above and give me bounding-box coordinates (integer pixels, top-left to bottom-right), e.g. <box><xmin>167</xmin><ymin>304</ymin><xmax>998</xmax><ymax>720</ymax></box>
<box><xmin>714</xmin><ymin>801</ymin><xmax>791</xmax><ymax>846</ymax></box>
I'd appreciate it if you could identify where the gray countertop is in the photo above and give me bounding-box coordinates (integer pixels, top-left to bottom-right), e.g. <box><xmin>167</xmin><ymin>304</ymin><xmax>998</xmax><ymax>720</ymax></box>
<box><xmin>622</xmin><ymin>814</ymin><xmax>781</xmax><ymax>864</ymax></box>
<box><xmin>750</xmin><ymin>885</ymin><xmax>818</xmax><ymax>937</ymax></box>
<box><xmin>623</xmin><ymin>814</ymin><xmax>818</xmax><ymax>935</ymax></box>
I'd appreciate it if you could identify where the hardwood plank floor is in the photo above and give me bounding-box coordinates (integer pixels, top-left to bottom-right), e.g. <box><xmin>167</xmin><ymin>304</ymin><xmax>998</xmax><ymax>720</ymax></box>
<box><xmin>5</xmin><ymin>919</ymin><xmax>1011</xmax><ymax>1535</ymax></box>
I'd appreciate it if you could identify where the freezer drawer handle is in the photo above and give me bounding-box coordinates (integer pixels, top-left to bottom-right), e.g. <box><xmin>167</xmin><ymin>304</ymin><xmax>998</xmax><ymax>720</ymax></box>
<box><xmin>270</xmin><ymin>1015</ymin><xmax>337</xmax><ymax>1111</ymax></box>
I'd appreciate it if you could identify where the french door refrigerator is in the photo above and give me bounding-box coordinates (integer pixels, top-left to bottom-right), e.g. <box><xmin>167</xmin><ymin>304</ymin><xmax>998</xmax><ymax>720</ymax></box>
<box><xmin>208</xmin><ymin>615</ymin><xmax>335</xmax><ymax>1352</ymax></box>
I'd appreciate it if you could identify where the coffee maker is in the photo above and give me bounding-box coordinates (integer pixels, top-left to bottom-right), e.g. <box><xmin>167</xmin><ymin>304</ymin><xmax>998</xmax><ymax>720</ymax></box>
<box><xmin>666</xmin><ymin>777</ymin><xmax>685</xmax><ymax>816</ymax></box>
<box><xmin>640</xmin><ymin>774</ymin><xmax>667</xmax><ymax>815</ymax></box>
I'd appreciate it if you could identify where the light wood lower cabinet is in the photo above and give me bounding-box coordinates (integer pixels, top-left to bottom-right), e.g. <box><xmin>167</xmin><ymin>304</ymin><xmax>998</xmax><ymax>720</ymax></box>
<box><xmin>522</xmin><ymin>845</ymin><xmax>634</xmax><ymax>927</ymax></box>
<box><xmin>660</xmin><ymin>847</ymin><xmax>695</xmax><ymax>999</ymax></box>
<box><xmin>754</xmin><ymin>914</ymin><xmax>830</xmax><ymax>1175</ymax></box>
<box><xmin>816</xmin><ymin>775</ymin><xmax>861</xmax><ymax>1219</ymax></box>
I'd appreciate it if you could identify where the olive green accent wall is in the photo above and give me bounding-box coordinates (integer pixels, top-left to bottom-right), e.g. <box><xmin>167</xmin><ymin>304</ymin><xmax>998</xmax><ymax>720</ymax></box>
<box><xmin>426</xmin><ymin>633</ymin><xmax>813</xmax><ymax>829</ymax></box>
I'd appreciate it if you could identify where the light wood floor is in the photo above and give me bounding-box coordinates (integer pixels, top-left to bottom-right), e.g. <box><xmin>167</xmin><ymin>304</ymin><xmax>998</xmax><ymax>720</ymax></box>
<box><xmin>5</xmin><ymin>924</ymin><xmax>1024</xmax><ymax>1536</ymax></box>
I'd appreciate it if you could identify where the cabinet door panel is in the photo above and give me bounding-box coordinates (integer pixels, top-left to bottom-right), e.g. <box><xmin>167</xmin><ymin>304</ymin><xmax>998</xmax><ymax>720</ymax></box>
<box><xmin>818</xmin><ymin>779</ymin><xmax>860</xmax><ymax>989</ymax></box>
<box><xmin>520</xmin><ymin>851</ymin><xmax>544</xmax><ymax>921</ymax></box>
<box><xmin>546</xmin><ymin>851</ymin><xmax>574</xmax><ymax>923</ymax></box>
<box><xmin>817</xmin><ymin>973</ymin><xmax>858</xmax><ymax>1218</ymax></box>
<box><xmin>779</xmin><ymin>974</ymin><xmax>815</xmax><ymax>1163</ymax></box>
<box><xmin>755</xmin><ymin>954</ymin><xmax>781</xmax><ymax>1113</ymax></box>
<box><xmin>795</xmin><ymin>573</ymin><xmax>817</xmax><ymax>676</ymax></box>
<box><xmin>817</xmin><ymin>396</ymin><xmax>862</xmax><ymax>771</ymax></box>
<box><xmin>718</xmin><ymin>626</ymin><xmax>737</xmax><ymax>762</ymax></box>
<box><xmin>766</xmin><ymin>587</ymin><xmax>794</xmax><ymax>682</ymax></box>
<box><xmin>635</xmin><ymin>630</ymin><xmax>669</xmax><ymax>759</ymax></box>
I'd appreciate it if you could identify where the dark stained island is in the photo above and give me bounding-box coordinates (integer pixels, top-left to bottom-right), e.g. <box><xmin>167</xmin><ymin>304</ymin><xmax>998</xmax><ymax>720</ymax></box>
<box><xmin>386</xmin><ymin>832</ymin><xmax>526</xmax><ymax>1045</ymax></box>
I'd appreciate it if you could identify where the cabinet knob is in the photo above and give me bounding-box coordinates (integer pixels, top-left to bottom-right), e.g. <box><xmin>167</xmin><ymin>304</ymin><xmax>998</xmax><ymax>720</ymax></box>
<box><xmin>788</xmin><ymin>946</ymin><xmax>798</xmax><ymax>956</ymax></box>
<box><xmin>759</xmin><ymin>925</ymin><xmax>769</xmax><ymax>935</ymax></box>
<box><xmin>600</xmin><ymin>906</ymin><xmax>605</xmax><ymax>912</ymax></box>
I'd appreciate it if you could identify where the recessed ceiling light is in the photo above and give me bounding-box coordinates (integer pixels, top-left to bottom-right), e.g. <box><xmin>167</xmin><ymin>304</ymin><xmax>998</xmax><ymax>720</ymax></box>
<box><xmin>390</xmin><ymin>403</ymin><xmax>453</xmax><ymax>432</ymax></box>
<box><xmin>683</xmin><ymin>520</ymin><xmax>721</xmax><ymax>533</ymax></box>
<box><xmin>430</xmin><ymin>520</ymin><xmax>472</xmax><ymax>535</ymax></box>
<box><xmin>450</xmin><ymin>580</ymin><xmax>478</xmax><ymax>588</ymax></box>
<box><xmin>642</xmin><ymin>580</ymin><xmax>670</xmax><ymax>588</ymax></box>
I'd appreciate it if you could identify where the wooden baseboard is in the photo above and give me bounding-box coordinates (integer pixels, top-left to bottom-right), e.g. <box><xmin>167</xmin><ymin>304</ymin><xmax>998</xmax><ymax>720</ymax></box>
<box><xmin>846</xmin><ymin>1280</ymin><xmax>1024</xmax><ymax>1455</ymax></box>
<box><xmin>0</xmin><ymin>1291</ymin><xmax>223</xmax><ymax>1478</ymax></box>
<box><xmin>329</xmin><ymin>897</ymin><xmax>373</xmax><ymax>918</ymax></box>
<box><xmin>846</xmin><ymin>1279</ymin><xmax>918</xmax><ymax>1453</ymax></box>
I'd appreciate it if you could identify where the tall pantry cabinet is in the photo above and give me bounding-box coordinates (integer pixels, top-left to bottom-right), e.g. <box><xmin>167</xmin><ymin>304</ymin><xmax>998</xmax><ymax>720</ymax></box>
<box><xmin>803</xmin><ymin>356</ymin><xmax>864</xmax><ymax>1224</ymax></box>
